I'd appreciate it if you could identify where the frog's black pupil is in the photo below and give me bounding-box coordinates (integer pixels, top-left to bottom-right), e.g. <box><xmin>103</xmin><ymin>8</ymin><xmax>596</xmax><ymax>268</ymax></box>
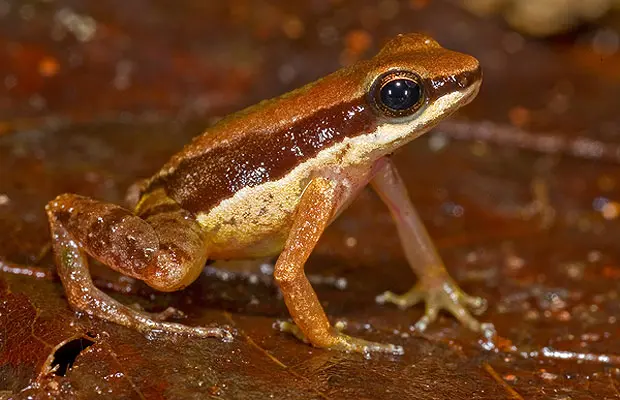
<box><xmin>380</xmin><ymin>79</ymin><xmax>420</xmax><ymax>111</ymax></box>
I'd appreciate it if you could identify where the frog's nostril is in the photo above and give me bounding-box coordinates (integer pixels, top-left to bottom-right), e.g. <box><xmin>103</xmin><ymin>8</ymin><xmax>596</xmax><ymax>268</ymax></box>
<box><xmin>457</xmin><ymin>64</ymin><xmax>482</xmax><ymax>89</ymax></box>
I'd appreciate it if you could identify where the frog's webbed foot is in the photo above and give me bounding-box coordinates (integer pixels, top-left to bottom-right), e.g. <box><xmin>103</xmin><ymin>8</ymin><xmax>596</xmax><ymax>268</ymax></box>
<box><xmin>76</xmin><ymin>289</ymin><xmax>234</xmax><ymax>340</ymax></box>
<box><xmin>376</xmin><ymin>277</ymin><xmax>492</xmax><ymax>333</ymax></box>
<box><xmin>74</xmin><ymin>291</ymin><xmax>235</xmax><ymax>340</ymax></box>
<box><xmin>278</xmin><ymin>321</ymin><xmax>404</xmax><ymax>355</ymax></box>
<box><xmin>127</xmin><ymin>307</ymin><xmax>236</xmax><ymax>340</ymax></box>
<box><xmin>127</xmin><ymin>311</ymin><xmax>234</xmax><ymax>340</ymax></box>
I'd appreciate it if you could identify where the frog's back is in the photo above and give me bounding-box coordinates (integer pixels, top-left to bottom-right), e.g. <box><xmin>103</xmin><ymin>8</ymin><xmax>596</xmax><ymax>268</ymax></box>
<box><xmin>142</xmin><ymin>63</ymin><xmax>376</xmax><ymax>216</ymax></box>
<box><xmin>141</xmin><ymin>33</ymin><xmax>478</xmax><ymax>215</ymax></box>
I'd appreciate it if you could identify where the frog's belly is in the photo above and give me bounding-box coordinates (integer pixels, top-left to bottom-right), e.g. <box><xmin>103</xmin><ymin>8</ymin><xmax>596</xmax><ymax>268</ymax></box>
<box><xmin>196</xmin><ymin>175</ymin><xmax>305</xmax><ymax>259</ymax></box>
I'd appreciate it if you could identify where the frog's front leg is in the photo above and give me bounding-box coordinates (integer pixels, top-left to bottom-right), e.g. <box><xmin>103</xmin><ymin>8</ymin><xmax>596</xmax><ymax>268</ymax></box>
<box><xmin>275</xmin><ymin>177</ymin><xmax>403</xmax><ymax>355</ymax></box>
<box><xmin>371</xmin><ymin>158</ymin><xmax>492</xmax><ymax>333</ymax></box>
<box><xmin>46</xmin><ymin>193</ymin><xmax>232</xmax><ymax>339</ymax></box>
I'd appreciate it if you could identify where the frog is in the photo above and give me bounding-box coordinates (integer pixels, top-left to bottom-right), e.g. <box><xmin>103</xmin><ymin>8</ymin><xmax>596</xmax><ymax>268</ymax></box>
<box><xmin>46</xmin><ymin>33</ymin><xmax>488</xmax><ymax>355</ymax></box>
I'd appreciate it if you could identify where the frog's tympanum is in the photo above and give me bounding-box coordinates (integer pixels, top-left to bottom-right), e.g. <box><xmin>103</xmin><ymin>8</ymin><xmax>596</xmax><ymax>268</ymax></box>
<box><xmin>47</xmin><ymin>34</ymin><xmax>486</xmax><ymax>354</ymax></box>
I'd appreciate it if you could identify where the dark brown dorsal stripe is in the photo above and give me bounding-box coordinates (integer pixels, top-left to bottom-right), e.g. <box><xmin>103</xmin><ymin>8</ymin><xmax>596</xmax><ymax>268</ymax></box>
<box><xmin>149</xmin><ymin>98</ymin><xmax>377</xmax><ymax>214</ymax></box>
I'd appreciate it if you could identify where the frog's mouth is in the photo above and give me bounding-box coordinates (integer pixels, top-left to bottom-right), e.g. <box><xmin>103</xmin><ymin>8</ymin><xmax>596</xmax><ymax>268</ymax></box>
<box><xmin>461</xmin><ymin>78</ymin><xmax>482</xmax><ymax>106</ymax></box>
<box><xmin>423</xmin><ymin>79</ymin><xmax>482</xmax><ymax>127</ymax></box>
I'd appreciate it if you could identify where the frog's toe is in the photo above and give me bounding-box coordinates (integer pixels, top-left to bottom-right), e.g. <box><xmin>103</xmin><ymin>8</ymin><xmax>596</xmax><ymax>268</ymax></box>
<box><xmin>461</xmin><ymin>292</ymin><xmax>487</xmax><ymax>315</ymax></box>
<box><xmin>142</xmin><ymin>320</ymin><xmax>235</xmax><ymax>341</ymax></box>
<box><xmin>277</xmin><ymin>321</ymin><xmax>404</xmax><ymax>355</ymax></box>
<box><xmin>377</xmin><ymin>279</ymin><xmax>489</xmax><ymax>333</ymax></box>
<box><xmin>149</xmin><ymin>306</ymin><xmax>187</xmax><ymax>321</ymax></box>
<box><xmin>128</xmin><ymin>304</ymin><xmax>187</xmax><ymax>322</ymax></box>
<box><xmin>277</xmin><ymin>320</ymin><xmax>309</xmax><ymax>343</ymax></box>
<box><xmin>414</xmin><ymin>295</ymin><xmax>480</xmax><ymax>332</ymax></box>
<box><xmin>276</xmin><ymin>319</ymin><xmax>347</xmax><ymax>343</ymax></box>
<box><xmin>331</xmin><ymin>333</ymin><xmax>404</xmax><ymax>355</ymax></box>
<box><xmin>376</xmin><ymin>289</ymin><xmax>423</xmax><ymax>309</ymax></box>
<box><xmin>188</xmin><ymin>324</ymin><xmax>235</xmax><ymax>341</ymax></box>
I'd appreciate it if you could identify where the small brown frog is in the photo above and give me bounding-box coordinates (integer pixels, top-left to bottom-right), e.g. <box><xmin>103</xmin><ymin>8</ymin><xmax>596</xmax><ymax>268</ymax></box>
<box><xmin>47</xmin><ymin>33</ymin><xmax>487</xmax><ymax>354</ymax></box>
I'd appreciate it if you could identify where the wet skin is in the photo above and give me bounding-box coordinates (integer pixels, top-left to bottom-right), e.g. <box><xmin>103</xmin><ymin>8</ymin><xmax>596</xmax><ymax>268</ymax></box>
<box><xmin>47</xmin><ymin>33</ymin><xmax>489</xmax><ymax>354</ymax></box>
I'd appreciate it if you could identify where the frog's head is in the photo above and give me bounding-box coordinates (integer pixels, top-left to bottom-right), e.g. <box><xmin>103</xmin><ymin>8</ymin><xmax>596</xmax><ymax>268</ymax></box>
<box><xmin>357</xmin><ymin>33</ymin><xmax>481</xmax><ymax>150</ymax></box>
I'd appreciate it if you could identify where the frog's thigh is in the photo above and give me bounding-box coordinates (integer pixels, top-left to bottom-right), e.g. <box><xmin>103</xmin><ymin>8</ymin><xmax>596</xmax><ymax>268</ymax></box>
<box><xmin>46</xmin><ymin>194</ymin><xmax>219</xmax><ymax>339</ymax></box>
<box><xmin>48</xmin><ymin>193</ymin><xmax>208</xmax><ymax>292</ymax></box>
<box><xmin>48</xmin><ymin>193</ymin><xmax>228</xmax><ymax>337</ymax></box>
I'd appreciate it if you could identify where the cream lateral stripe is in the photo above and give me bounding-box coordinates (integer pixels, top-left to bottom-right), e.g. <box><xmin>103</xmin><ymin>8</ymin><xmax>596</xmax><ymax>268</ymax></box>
<box><xmin>196</xmin><ymin>90</ymin><xmax>467</xmax><ymax>234</ymax></box>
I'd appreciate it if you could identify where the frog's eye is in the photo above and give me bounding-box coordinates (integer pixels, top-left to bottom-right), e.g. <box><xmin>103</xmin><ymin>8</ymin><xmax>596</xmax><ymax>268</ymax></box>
<box><xmin>371</xmin><ymin>71</ymin><xmax>424</xmax><ymax>118</ymax></box>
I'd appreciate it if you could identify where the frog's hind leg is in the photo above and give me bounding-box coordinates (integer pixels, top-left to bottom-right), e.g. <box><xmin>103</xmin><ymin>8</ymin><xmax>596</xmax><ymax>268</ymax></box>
<box><xmin>46</xmin><ymin>193</ymin><xmax>231</xmax><ymax>339</ymax></box>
